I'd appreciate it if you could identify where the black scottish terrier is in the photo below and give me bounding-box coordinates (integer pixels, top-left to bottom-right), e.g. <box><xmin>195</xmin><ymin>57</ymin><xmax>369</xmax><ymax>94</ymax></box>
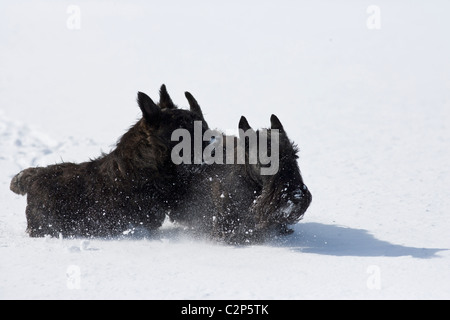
<box><xmin>10</xmin><ymin>85</ymin><xmax>209</xmax><ymax>238</ymax></box>
<box><xmin>168</xmin><ymin>115</ymin><xmax>312</xmax><ymax>244</ymax></box>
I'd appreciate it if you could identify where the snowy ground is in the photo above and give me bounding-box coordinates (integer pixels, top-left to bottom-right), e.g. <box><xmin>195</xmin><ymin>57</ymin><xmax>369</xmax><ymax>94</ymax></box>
<box><xmin>1</xmin><ymin>1</ymin><xmax>449</xmax><ymax>299</ymax></box>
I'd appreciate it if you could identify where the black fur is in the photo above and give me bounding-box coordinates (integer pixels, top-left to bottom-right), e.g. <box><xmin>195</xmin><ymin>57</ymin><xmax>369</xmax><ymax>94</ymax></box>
<box><xmin>169</xmin><ymin>115</ymin><xmax>312</xmax><ymax>244</ymax></box>
<box><xmin>10</xmin><ymin>85</ymin><xmax>209</xmax><ymax>238</ymax></box>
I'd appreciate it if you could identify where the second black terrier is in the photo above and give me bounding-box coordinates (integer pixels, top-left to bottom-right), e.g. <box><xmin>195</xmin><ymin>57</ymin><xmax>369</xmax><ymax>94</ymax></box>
<box><xmin>10</xmin><ymin>85</ymin><xmax>209</xmax><ymax>238</ymax></box>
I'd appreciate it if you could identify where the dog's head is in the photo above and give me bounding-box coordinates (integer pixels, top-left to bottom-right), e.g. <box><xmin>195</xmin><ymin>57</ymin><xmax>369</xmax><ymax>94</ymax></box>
<box><xmin>239</xmin><ymin>115</ymin><xmax>312</xmax><ymax>227</ymax></box>
<box><xmin>137</xmin><ymin>85</ymin><xmax>208</xmax><ymax>163</ymax></box>
<box><xmin>137</xmin><ymin>84</ymin><xmax>209</xmax><ymax>149</ymax></box>
<box><xmin>117</xmin><ymin>85</ymin><xmax>209</xmax><ymax>173</ymax></box>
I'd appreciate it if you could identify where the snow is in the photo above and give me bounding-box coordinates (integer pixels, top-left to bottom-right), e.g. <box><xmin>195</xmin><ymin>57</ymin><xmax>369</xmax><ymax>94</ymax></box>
<box><xmin>1</xmin><ymin>0</ymin><xmax>450</xmax><ymax>299</ymax></box>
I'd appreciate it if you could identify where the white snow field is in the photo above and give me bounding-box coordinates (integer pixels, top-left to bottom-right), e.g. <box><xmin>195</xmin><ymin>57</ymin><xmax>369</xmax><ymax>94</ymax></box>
<box><xmin>1</xmin><ymin>0</ymin><xmax>449</xmax><ymax>300</ymax></box>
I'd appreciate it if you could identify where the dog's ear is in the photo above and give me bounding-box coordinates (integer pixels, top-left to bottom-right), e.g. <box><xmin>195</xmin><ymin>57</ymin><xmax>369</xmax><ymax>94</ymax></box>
<box><xmin>270</xmin><ymin>114</ymin><xmax>284</xmax><ymax>133</ymax></box>
<box><xmin>238</xmin><ymin>116</ymin><xmax>252</xmax><ymax>132</ymax></box>
<box><xmin>238</xmin><ymin>116</ymin><xmax>257</xmax><ymax>156</ymax></box>
<box><xmin>159</xmin><ymin>84</ymin><xmax>175</xmax><ymax>109</ymax></box>
<box><xmin>185</xmin><ymin>91</ymin><xmax>205</xmax><ymax>120</ymax></box>
<box><xmin>137</xmin><ymin>91</ymin><xmax>161</xmax><ymax>126</ymax></box>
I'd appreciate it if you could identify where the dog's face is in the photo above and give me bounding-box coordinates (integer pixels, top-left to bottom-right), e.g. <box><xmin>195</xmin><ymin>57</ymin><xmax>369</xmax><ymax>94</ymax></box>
<box><xmin>136</xmin><ymin>86</ymin><xmax>209</xmax><ymax>165</ymax></box>
<box><xmin>265</xmin><ymin>115</ymin><xmax>311</xmax><ymax>225</ymax></box>
<box><xmin>270</xmin><ymin>145</ymin><xmax>312</xmax><ymax>225</ymax></box>
<box><xmin>157</xmin><ymin>107</ymin><xmax>209</xmax><ymax>150</ymax></box>
<box><xmin>240</xmin><ymin>115</ymin><xmax>312</xmax><ymax>226</ymax></box>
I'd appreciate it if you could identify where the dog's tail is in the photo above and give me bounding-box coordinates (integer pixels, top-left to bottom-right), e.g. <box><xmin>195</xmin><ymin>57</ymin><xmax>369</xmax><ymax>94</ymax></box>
<box><xmin>10</xmin><ymin>168</ymin><xmax>40</xmax><ymax>195</ymax></box>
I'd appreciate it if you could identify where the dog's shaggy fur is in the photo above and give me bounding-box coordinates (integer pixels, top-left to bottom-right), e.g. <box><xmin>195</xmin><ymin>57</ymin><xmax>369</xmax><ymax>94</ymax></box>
<box><xmin>168</xmin><ymin>115</ymin><xmax>312</xmax><ymax>244</ymax></box>
<box><xmin>10</xmin><ymin>85</ymin><xmax>209</xmax><ymax>238</ymax></box>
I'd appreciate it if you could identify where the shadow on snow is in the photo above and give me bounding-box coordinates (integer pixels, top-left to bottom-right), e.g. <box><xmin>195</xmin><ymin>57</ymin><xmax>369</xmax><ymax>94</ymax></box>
<box><xmin>60</xmin><ymin>221</ymin><xmax>447</xmax><ymax>259</ymax></box>
<box><xmin>270</xmin><ymin>222</ymin><xmax>447</xmax><ymax>259</ymax></box>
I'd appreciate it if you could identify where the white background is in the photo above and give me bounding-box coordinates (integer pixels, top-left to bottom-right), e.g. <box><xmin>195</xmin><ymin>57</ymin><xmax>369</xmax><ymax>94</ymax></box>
<box><xmin>1</xmin><ymin>0</ymin><xmax>449</xmax><ymax>299</ymax></box>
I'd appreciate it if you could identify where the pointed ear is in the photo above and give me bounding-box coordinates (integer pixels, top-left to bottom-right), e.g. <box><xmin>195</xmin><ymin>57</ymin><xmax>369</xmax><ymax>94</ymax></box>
<box><xmin>238</xmin><ymin>116</ymin><xmax>252</xmax><ymax>132</ymax></box>
<box><xmin>159</xmin><ymin>84</ymin><xmax>175</xmax><ymax>109</ymax></box>
<box><xmin>238</xmin><ymin>116</ymin><xmax>255</xmax><ymax>147</ymax></box>
<box><xmin>185</xmin><ymin>91</ymin><xmax>204</xmax><ymax>120</ymax></box>
<box><xmin>270</xmin><ymin>114</ymin><xmax>284</xmax><ymax>132</ymax></box>
<box><xmin>137</xmin><ymin>91</ymin><xmax>161</xmax><ymax>125</ymax></box>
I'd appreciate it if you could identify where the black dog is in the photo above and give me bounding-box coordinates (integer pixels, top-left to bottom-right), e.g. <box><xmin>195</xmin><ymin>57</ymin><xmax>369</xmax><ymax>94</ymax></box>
<box><xmin>10</xmin><ymin>85</ymin><xmax>209</xmax><ymax>238</ymax></box>
<box><xmin>169</xmin><ymin>115</ymin><xmax>312</xmax><ymax>244</ymax></box>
